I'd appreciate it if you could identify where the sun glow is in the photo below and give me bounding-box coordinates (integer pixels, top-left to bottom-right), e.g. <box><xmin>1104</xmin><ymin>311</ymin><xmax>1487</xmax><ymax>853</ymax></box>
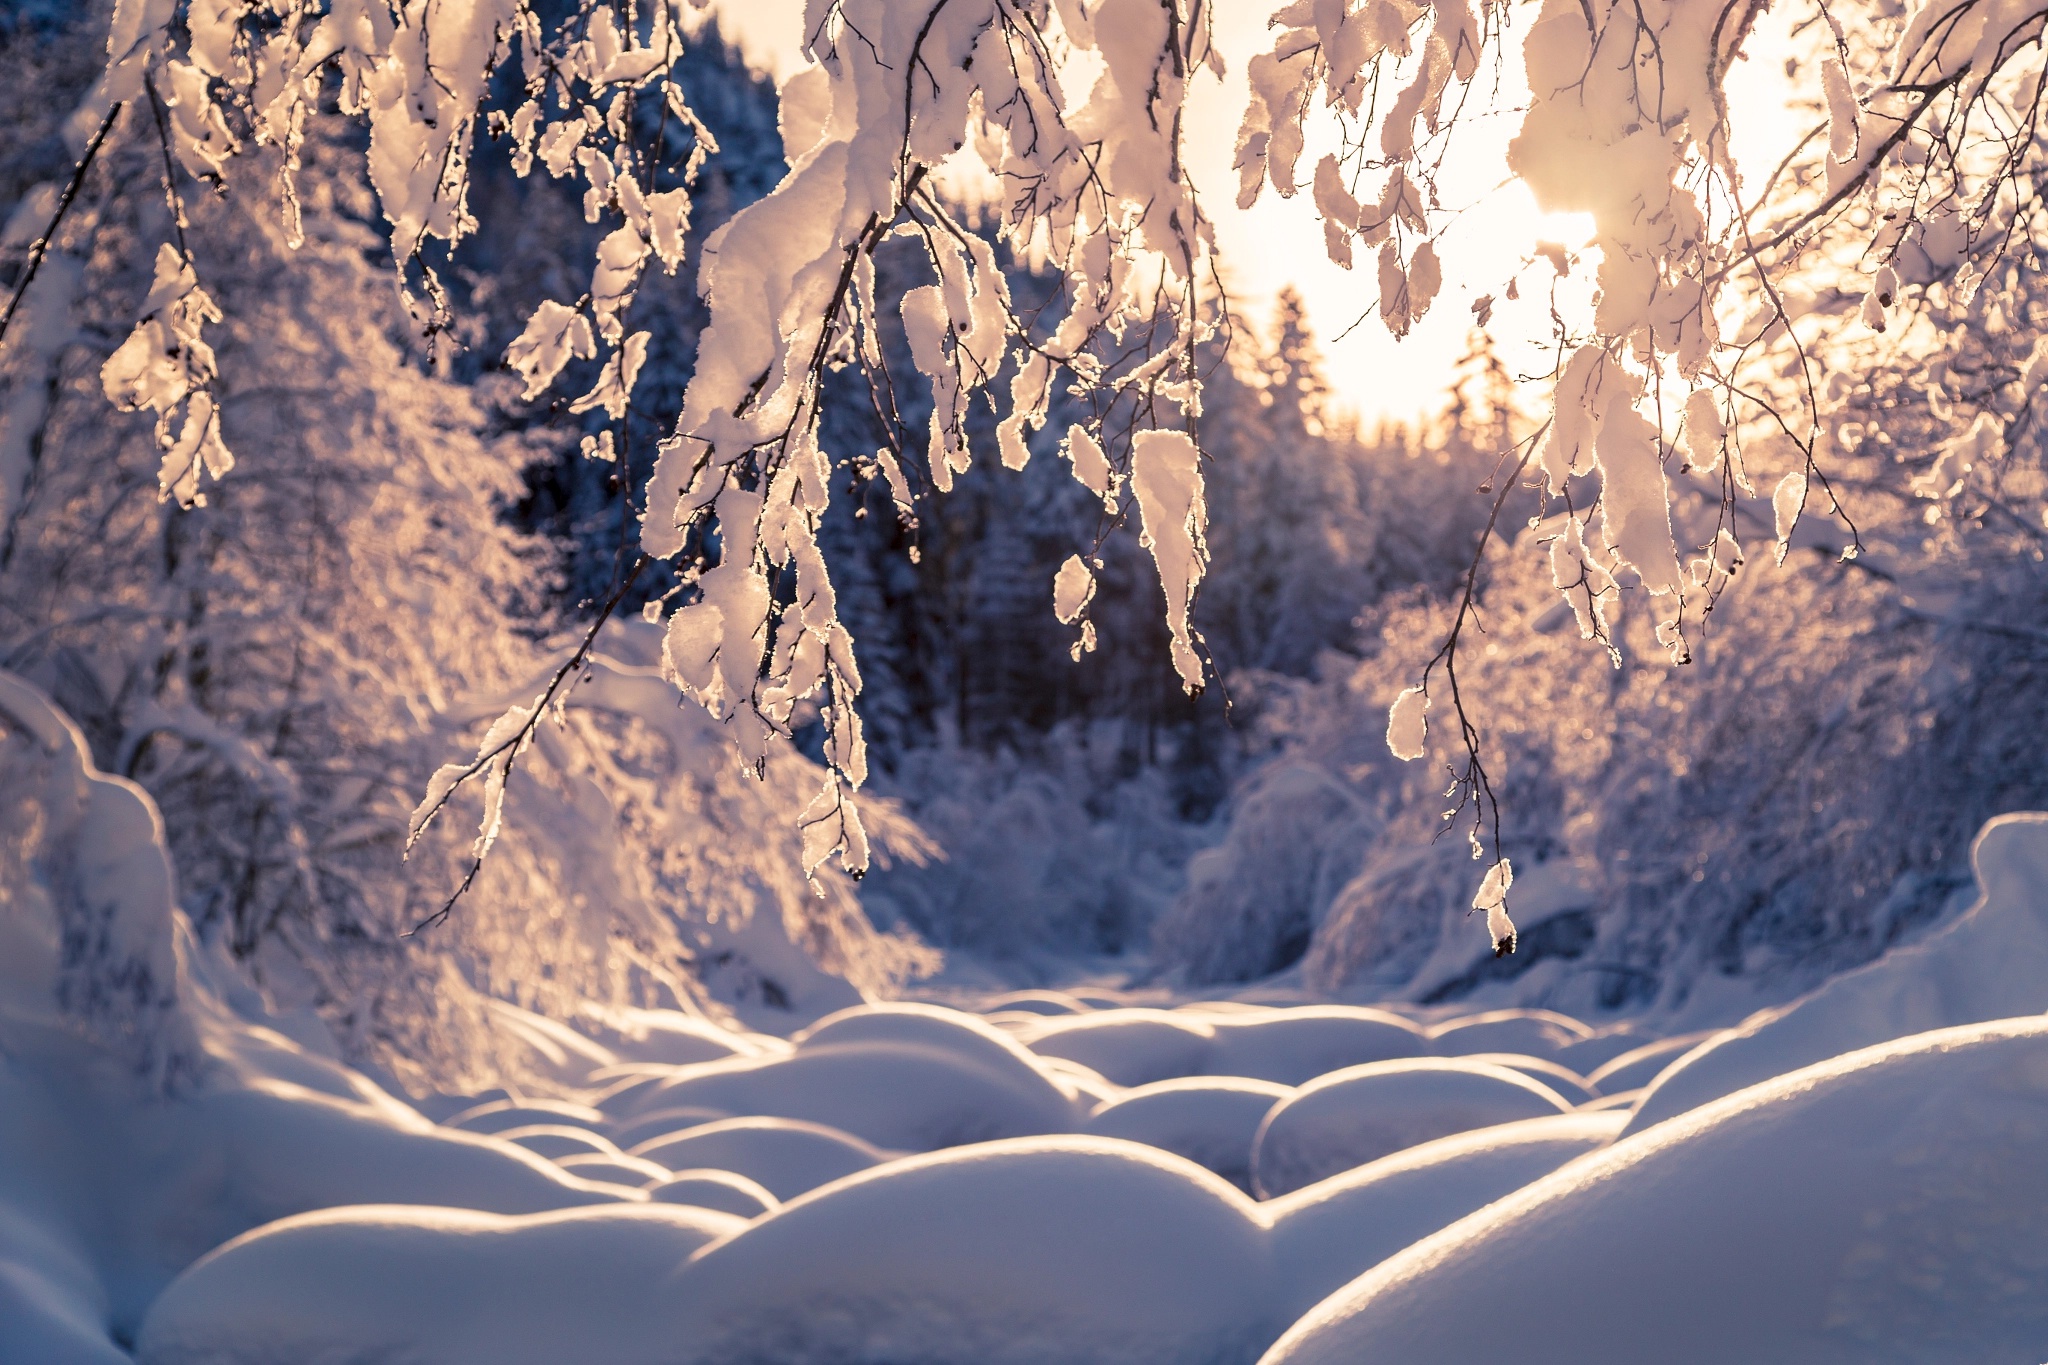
<box><xmin>701</xmin><ymin>0</ymin><xmax>1806</xmax><ymax>425</ymax></box>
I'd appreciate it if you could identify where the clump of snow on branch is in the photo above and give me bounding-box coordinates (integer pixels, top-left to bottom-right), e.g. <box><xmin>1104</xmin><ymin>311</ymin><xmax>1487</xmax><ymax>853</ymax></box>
<box><xmin>100</xmin><ymin>243</ymin><xmax>233</xmax><ymax>506</ymax></box>
<box><xmin>70</xmin><ymin>0</ymin><xmax>1223</xmax><ymax>889</ymax></box>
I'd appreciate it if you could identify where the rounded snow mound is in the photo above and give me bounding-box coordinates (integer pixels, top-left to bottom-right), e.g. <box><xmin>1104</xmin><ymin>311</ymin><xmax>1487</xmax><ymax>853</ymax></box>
<box><xmin>793</xmin><ymin>1002</ymin><xmax>1085</xmax><ymax>1103</ymax></box>
<box><xmin>1426</xmin><ymin>1009</ymin><xmax>1592</xmax><ymax>1059</ymax></box>
<box><xmin>444</xmin><ymin>1098</ymin><xmax>605</xmax><ymax>1135</ymax></box>
<box><xmin>1251</xmin><ymin>1059</ymin><xmax>1575</xmax><ymax>1197</ymax></box>
<box><xmin>135</xmin><ymin>1203</ymin><xmax>744</xmax><ymax>1365</ymax></box>
<box><xmin>555</xmin><ymin>1153</ymin><xmax>669</xmax><ymax>1187</ymax></box>
<box><xmin>661</xmin><ymin>1136</ymin><xmax>1279</xmax><ymax>1365</ymax></box>
<box><xmin>1199</xmin><ymin>1007</ymin><xmax>1428</xmax><ymax>1086</ymax></box>
<box><xmin>1449</xmin><ymin>1052</ymin><xmax>1597</xmax><ymax>1103</ymax></box>
<box><xmin>605</xmin><ymin>1104</ymin><xmax>731</xmax><ymax>1149</ymax></box>
<box><xmin>629</xmin><ymin>1116</ymin><xmax>893</xmax><ymax>1200</ymax></box>
<box><xmin>1263</xmin><ymin>1111</ymin><xmax>1624</xmax><ymax>1323</ymax></box>
<box><xmin>1021</xmin><ymin>1009</ymin><xmax>1218</xmax><ymax>1087</ymax></box>
<box><xmin>1260</xmin><ymin>1017</ymin><xmax>2048</xmax><ymax>1365</ymax></box>
<box><xmin>982</xmin><ymin>989</ymin><xmax>1091</xmax><ymax>1016</ymax></box>
<box><xmin>495</xmin><ymin>1124</ymin><xmax>621</xmax><ymax>1161</ymax></box>
<box><xmin>1082</xmin><ymin>1077</ymin><xmax>1290</xmax><ymax>1191</ymax></box>
<box><xmin>1583</xmin><ymin>1032</ymin><xmax>1717</xmax><ymax>1095</ymax></box>
<box><xmin>1626</xmin><ymin>812</ymin><xmax>2048</xmax><ymax>1135</ymax></box>
<box><xmin>615</xmin><ymin>1039</ymin><xmax>1079</xmax><ymax>1151</ymax></box>
<box><xmin>646</xmin><ymin>1169</ymin><xmax>779</xmax><ymax>1218</ymax></box>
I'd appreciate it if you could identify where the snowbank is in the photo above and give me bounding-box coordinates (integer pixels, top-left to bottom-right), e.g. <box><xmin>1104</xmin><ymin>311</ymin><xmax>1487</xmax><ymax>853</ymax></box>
<box><xmin>1626</xmin><ymin>812</ymin><xmax>2048</xmax><ymax>1134</ymax></box>
<box><xmin>0</xmin><ymin>674</ymin><xmax>624</xmax><ymax>1354</ymax></box>
<box><xmin>1260</xmin><ymin>1017</ymin><xmax>2048</xmax><ymax>1365</ymax></box>
<box><xmin>136</xmin><ymin>1203</ymin><xmax>745</xmax><ymax>1365</ymax></box>
<box><xmin>1251</xmin><ymin>1059</ymin><xmax>1575</xmax><ymax>1197</ymax></box>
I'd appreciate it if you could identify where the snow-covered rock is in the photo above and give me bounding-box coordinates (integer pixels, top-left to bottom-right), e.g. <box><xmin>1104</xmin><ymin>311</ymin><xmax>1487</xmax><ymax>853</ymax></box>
<box><xmin>1552</xmin><ymin>1027</ymin><xmax>1664</xmax><ymax>1075</ymax></box>
<box><xmin>983</xmin><ymin>989</ymin><xmax>1091</xmax><ymax>1016</ymax></box>
<box><xmin>1200</xmin><ymin>1006</ymin><xmax>1428</xmax><ymax>1085</ymax></box>
<box><xmin>614</xmin><ymin>1039</ymin><xmax>1081</xmax><ymax>1150</ymax></box>
<box><xmin>1450</xmin><ymin>1052</ymin><xmax>1598</xmax><ymax>1103</ymax></box>
<box><xmin>605</xmin><ymin>1104</ymin><xmax>733</xmax><ymax>1148</ymax></box>
<box><xmin>555</xmin><ymin>1153</ymin><xmax>671</xmax><ymax>1187</ymax></box>
<box><xmin>1426</xmin><ymin>1008</ymin><xmax>1592</xmax><ymax>1058</ymax></box>
<box><xmin>645</xmin><ymin>1169</ymin><xmax>779</xmax><ymax>1217</ymax></box>
<box><xmin>793</xmin><ymin>1001</ymin><xmax>1086</xmax><ymax>1101</ymax></box>
<box><xmin>1261</xmin><ymin>1017</ymin><xmax>2048</xmax><ymax>1365</ymax></box>
<box><xmin>444</xmin><ymin>1098</ymin><xmax>607</xmax><ymax>1134</ymax></box>
<box><xmin>1583</xmin><ymin>1031</ymin><xmax>1716</xmax><ymax>1094</ymax></box>
<box><xmin>495</xmin><ymin>1124</ymin><xmax>623</xmax><ymax>1160</ymax></box>
<box><xmin>0</xmin><ymin>674</ymin><xmax>627</xmax><ymax>1355</ymax></box>
<box><xmin>1251</xmin><ymin>1059</ymin><xmax>1576</xmax><ymax>1197</ymax></box>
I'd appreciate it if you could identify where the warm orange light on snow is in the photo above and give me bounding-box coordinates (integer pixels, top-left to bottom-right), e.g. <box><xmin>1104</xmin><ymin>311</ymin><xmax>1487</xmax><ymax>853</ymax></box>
<box><xmin>701</xmin><ymin>0</ymin><xmax>1807</xmax><ymax>426</ymax></box>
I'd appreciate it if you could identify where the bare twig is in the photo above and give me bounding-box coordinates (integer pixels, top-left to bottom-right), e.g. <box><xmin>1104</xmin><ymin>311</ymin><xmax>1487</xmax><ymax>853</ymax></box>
<box><xmin>0</xmin><ymin>101</ymin><xmax>121</xmax><ymax>351</ymax></box>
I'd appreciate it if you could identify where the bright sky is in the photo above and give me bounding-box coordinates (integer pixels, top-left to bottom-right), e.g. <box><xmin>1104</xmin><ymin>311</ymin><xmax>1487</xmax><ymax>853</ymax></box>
<box><xmin>701</xmin><ymin>2</ymin><xmax>1804</xmax><ymax>427</ymax></box>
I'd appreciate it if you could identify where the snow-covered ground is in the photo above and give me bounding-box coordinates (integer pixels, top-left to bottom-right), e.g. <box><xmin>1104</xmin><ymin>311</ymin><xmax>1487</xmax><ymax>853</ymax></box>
<box><xmin>7</xmin><ymin>670</ymin><xmax>2048</xmax><ymax>1363</ymax></box>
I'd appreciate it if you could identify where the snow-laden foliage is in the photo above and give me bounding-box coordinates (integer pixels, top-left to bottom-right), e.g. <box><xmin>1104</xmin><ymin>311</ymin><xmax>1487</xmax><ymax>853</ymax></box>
<box><xmin>0</xmin><ymin>27</ymin><xmax>930</xmax><ymax>1091</ymax></box>
<box><xmin>1157</xmin><ymin>380</ymin><xmax>2048</xmax><ymax>1010</ymax></box>
<box><xmin>1220</xmin><ymin>0</ymin><xmax>2048</xmax><ymax>940</ymax></box>
<box><xmin>43</xmin><ymin>0</ymin><xmax>1231</xmax><ymax>896</ymax></box>
<box><xmin>12</xmin><ymin>0</ymin><xmax>2048</xmax><ymax>958</ymax></box>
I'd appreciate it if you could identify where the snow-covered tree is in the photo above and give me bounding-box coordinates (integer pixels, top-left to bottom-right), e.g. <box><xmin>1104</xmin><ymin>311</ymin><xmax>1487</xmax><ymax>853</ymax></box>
<box><xmin>0</xmin><ymin>12</ymin><xmax>932</xmax><ymax>1090</ymax></box>
<box><xmin>9</xmin><ymin>0</ymin><xmax>2048</xmax><ymax>955</ymax></box>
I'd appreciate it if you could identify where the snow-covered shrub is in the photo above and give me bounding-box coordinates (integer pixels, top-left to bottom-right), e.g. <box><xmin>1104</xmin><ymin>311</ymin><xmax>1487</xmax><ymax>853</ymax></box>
<box><xmin>857</xmin><ymin>723</ymin><xmax>1212</xmax><ymax>966</ymax></box>
<box><xmin>1159</xmin><ymin>461</ymin><xmax>2048</xmax><ymax>1012</ymax></box>
<box><xmin>1152</xmin><ymin>761</ymin><xmax>1377</xmax><ymax>983</ymax></box>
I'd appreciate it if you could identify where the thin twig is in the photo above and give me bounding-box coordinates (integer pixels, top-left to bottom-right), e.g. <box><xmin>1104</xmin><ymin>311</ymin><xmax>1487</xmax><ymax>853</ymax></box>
<box><xmin>0</xmin><ymin>101</ymin><xmax>122</xmax><ymax>351</ymax></box>
<box><xmin>406</xmin><ymin>552</ymin><xmax>652</xmax><ymax>934</ymax></box>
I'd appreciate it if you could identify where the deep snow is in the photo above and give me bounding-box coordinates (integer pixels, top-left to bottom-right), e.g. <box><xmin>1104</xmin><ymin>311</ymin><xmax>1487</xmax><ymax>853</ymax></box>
<box><xmin>5</xmin><ymin>671</ymin><xmax>2048</xmax><ymax>1364</ymax></box>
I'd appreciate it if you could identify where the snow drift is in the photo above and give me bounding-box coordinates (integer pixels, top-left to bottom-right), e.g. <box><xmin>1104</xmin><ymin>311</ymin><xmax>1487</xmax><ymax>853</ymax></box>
<box><xmin>1260</xmin><ymin>1017</ymin><xmax>2048</xmax><ymax>1365</ymax></box>
<box><xmin>1626</xmin><ymin>811</ymin><xmax>2048</xmax><ymax>1133</ymax></box>
<box><xmin>137</xmin><ymin>1204</ymin><xmax>746</xmax><ymax>1365</ymax></box>
<box><xmin>0</xmin><ymin>675</ymin><xmax>624</xmax><ymax>1353</ymax></box>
